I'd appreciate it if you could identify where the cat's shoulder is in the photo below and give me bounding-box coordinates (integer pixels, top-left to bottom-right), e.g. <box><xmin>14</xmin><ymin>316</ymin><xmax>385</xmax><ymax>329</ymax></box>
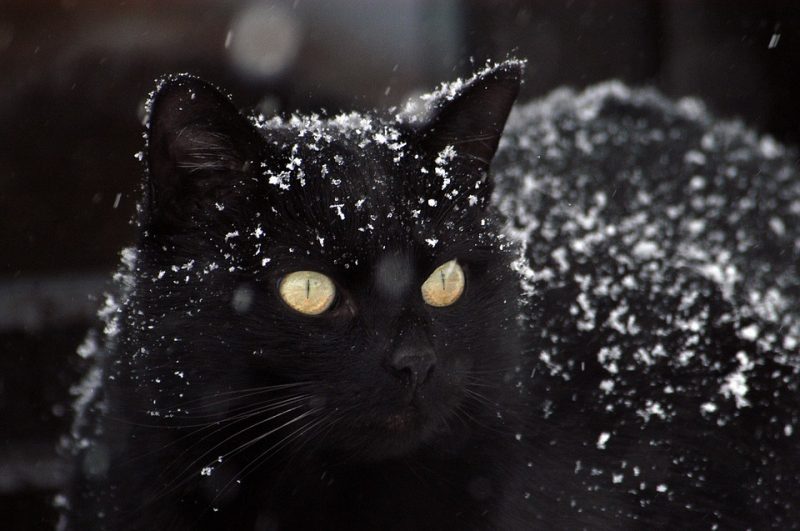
<box><xmin>495</xmin><ymin>81</ymin><xmax>800</xmax><ymax>528</ymax></box>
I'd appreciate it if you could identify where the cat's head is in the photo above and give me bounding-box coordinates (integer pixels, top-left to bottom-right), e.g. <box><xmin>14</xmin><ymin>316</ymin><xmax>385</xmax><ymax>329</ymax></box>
<box><xmin>132</xmin><ymin>61</ymin><xmax>524</xmax><ymax>462</ymax></box>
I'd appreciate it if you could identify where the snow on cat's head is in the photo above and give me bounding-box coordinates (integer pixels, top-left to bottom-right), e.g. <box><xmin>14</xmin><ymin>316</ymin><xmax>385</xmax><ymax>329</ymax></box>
<box><xmin>126</xmin><ymin>61</ymin><xmax>526</xmax><ymax>459</ymax></box>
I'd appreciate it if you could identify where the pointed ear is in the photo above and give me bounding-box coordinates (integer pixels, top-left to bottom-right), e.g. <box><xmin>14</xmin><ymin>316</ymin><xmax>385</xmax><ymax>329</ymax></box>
<box><xmin>419</xmin><ymin>61</ymin><xmax>523</xmax><ymax>171</ymax></box>
<box><xmin>145</xmin><ymin>74</ymin><xmax>260</xmax><ymax>231</ymax></box>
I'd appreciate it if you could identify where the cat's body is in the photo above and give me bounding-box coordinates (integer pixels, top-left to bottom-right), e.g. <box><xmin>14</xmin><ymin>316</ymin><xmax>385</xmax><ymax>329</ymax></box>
<box><xmin>60</xmin><ymin>62</ymin><xmax>799</xmax><ymax>530</ymax></box>
<box><xmin>497</xmin><ymin>83</ymin><xmax>800</xmax><ymax>529</ymax></box>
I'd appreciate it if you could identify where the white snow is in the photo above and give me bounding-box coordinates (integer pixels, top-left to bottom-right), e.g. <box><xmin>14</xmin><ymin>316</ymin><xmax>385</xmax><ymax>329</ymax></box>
<box><xmin>330</xmin><ymin>204</ymin><xmax>346</xmax><ymax>220</ymax></box>
<box><xmin>719</xmin><ymin>372</ymin><xmax>750</xmax><ymax>408</ymax></box>
<box><xmin>739</xmin><ymin>324</ymin><xmax>760</xmax><ymax>341</ymax></box>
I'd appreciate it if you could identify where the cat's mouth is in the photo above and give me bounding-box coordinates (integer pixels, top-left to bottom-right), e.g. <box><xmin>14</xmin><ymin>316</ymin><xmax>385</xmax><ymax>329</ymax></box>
<box><xmin>384</xmin><ymin>407</ymin><xmax>419</xmax><ymax>433</ymax></box>
<box><xmin>325</xmin><ymin>383</ymin><xmax>467</xmax><ymax>461</ymax></box>
<box><xmin>337</xmin><ymin>401</ymin><xmax>444</xmax><ymax>460</ymax></box>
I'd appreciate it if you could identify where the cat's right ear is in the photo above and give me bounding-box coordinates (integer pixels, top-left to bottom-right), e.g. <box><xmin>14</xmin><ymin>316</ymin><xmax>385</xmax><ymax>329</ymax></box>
<box><xmin>145</xmin><ymin>74</ymin><xmax>260</xmax><ymax>232</ymax></box>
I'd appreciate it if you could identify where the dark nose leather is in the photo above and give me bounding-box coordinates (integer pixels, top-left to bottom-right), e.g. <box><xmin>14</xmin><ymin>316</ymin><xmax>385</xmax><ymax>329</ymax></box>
<box><xmin>388</xmin><ymin>347</ymin><xmax>436</xmax><ymax>392</ymax></box>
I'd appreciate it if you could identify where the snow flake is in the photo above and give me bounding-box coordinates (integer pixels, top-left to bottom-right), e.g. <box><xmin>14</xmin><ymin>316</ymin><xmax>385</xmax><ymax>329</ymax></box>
<box><xmin>684</xmin><ymin>150</ymin><xmax>706</xmax><ymax>165</ymax></box>
<box><xmin>700</xmin><ymin>402</ymin><xmax>718</xmax><ymax>414</ymax></box>
<box><xmin>330</xmin><ymin>204</ymin><xmax>346</xmax><ymax>220</ymax></box>
<box><xmin>267</xmin><ymin>171</ymin><xmax>291</xmax><ymax>190</ymax></box>
<box><xmin>739</xmin><ymin>324</ymin><xmax>760</xmax><ymax>341</ymax></box>
<box><xmin>720</xmin><ymin>372</ymin><xmax>750</xmax><ymax>408</ymax></box>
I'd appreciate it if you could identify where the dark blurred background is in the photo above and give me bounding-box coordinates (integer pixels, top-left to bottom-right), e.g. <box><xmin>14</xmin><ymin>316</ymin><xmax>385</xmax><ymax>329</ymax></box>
<box><xmin>1</xmin><ymin>1</ymin><xmax>798</xmax><ymax>529</ymax></box>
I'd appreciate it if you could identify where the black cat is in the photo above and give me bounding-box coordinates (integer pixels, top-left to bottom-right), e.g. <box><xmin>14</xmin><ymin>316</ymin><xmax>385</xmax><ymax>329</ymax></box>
<box><xmin>60</xmin><ymin>61</ymin><xmax>799</xmax><ymax>530</ymax></box>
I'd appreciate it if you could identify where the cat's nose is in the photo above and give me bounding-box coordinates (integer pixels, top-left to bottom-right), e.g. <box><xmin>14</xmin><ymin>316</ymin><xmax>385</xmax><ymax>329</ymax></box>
<box><xmin>388</xmin><ymin>347</ymin><xmax>436</xmax><ymax>393</ymax></box>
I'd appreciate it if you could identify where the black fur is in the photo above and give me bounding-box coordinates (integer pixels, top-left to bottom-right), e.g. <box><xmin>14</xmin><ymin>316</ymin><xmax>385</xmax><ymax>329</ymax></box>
<box><xmin>60</xmin><ymin>62</ymin><xmax>800</xmax><ymax>530</ymax></box>
<box><xmin>62</xmin><ymin>64</ymin><xmax>528</xmax><ymax>530</ymax></box>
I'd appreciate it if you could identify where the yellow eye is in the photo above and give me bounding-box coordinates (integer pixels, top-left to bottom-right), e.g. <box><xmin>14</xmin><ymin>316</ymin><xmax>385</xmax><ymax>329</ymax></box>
<box><xmin>279</xmin><ymin>271</ymin><xmax>336</xmax><ymax>315</ymax></box>
<box><xmin>421</xmin><ymin>259</ymin><xmax>465</xmax><ymax>307</ymax></box>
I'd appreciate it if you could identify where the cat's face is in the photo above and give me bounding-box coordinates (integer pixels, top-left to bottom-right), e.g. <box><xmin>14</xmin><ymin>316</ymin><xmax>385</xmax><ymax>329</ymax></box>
<box><xmin>132</xmin><ymin>63</ymin><xmax>523</xmax><ymax>462</ymax></box>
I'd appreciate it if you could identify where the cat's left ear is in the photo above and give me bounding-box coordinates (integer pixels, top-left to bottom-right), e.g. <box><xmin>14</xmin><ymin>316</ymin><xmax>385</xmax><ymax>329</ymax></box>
<box><xmin>418</xmin><ymin>60</ymin><xmax>523</xmax><ymax>175</ymax></box>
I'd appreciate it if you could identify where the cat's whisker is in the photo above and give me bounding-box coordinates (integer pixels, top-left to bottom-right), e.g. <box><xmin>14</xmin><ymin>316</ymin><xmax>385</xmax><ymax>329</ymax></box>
<box><xmin>463</xmin><ymin>370</ymin><xmax>505</xmax><ymax>378</ymax></box>
<box><xmin>275</xmin><ymin>404</ymin><xmax>361</xmax><ymax>476</ymax></box>
<box><xmin>465</xmin><ymin>366</ymin><xmax>519</xmax><ymax>376</ymax></box>
<box><xmin>261</xmin><ymin>412</ymin><xmax>331</xmax><ymax>465</ymax></box>
<box><xmin>271</xmin><ymin>414</ymin><xmax>342</xmax><ymax>486</ymax></box>
<box><xmin>433</xmin><ymin>409</ymin><xmax>455</xmax><ymax>436</ymax></box>
<box><xmin>452</xmin><ymin>402</ymin><xmax>505</xmax><ymax>436</ymax></box>
<box><xmin>110</xmin><ymin>394</ymin><xmax>310</xmax><ymax>431</ymax></box>
<box><xmin>165</xmin><ymin>381</ymin><xmax>316</xmax><ymax>410</ymax></box>
<box><xmin>462</xmin><ymin>378</ymin><xmax>499</xmax><ymax>390</ymax></box>
<box><xmin>208</xmin><ymin>408</ymin><xmax>324</xmax><ymax>505</ymax></box>
<box><xmin>118</xmin><ymin>392</ymin><xmax>314</xmax><ymax>464</ymax></box>
<box><xmin>448</xmin><ymin>406</ymin><xmax>471</xmax><ymax>430</ymax></box>
<box><xmin>154</xmin><ymin>394</ymin><xmax>314</xmax><ymax>459</ymax></box>
<box><xmin>165</xmin><ymin>393</ymin><xmax>314</xmax><ymax>424</ymax></box>
<box><xmin>213</xmin><ymin>407</ymin><xmax>322</xmax><ymax>465</ymax></box>
<box><xmin>463</xmin><ymin>387</ymin><xmax>498</xmax><ymax>408</ymax></box>
<box><xmin>460</xmin><ymin>395</ymin><xmax>523</xmax><ymax>438</ymax></box>
<box><xmin>283</xmin><ymin>403</ymin><xmax>360</xmax><ymax>464</ymax></box>
<box><xmin>122</xmin><ymin>394</ymin><xmax>314</xmax><ymax>468</ymax></box>
<box><xmin>139</xmin><ymin>413</ymin><xmax>314</xmax><ymax>515</ymax></box>
<box><xmin>170</xmin><ymin>402</ymin><xmax>308</xmax><ymax>469</ymax></box>
<box><xmin>154</xmin><ymin>395</ymin><xmax>324</xmax><ymax>479</ymax></box>
<box><xmin>151</xmin><ymin>402</ymin><xmax>313</xmax><ymax>501</ymax></box>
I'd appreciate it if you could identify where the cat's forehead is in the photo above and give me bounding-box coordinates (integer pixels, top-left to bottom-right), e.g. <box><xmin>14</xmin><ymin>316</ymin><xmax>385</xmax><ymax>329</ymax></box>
<box><xmin>240</xmin><ymin>113</ymin><xmax>488</xmax><ymax>268</ymax></box>
<box><xmin>257</xmin><ymin>111</ymin><xmax>408</xmax><ymax>181</ymax></box>
<box><xmin>255</xmin><ymin>115</ymin><xmax>424</xmax><ymax>222</ymax></box>
<box><xmin>258</xmin><ymin>111</ymin><xmax>405</xmax><ymax>156</ymax></box>
<box><xmin>256</xmin><ymin>110</ymin><xmax>481</xmax><ymax>211</ymax></box>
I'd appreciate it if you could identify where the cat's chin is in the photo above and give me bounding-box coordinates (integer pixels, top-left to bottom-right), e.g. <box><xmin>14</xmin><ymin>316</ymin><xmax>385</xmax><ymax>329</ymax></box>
<box><xmin>339</xmin><ymin>404</ymin><xmax>450</xmax><ymax>462</ymax></box>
